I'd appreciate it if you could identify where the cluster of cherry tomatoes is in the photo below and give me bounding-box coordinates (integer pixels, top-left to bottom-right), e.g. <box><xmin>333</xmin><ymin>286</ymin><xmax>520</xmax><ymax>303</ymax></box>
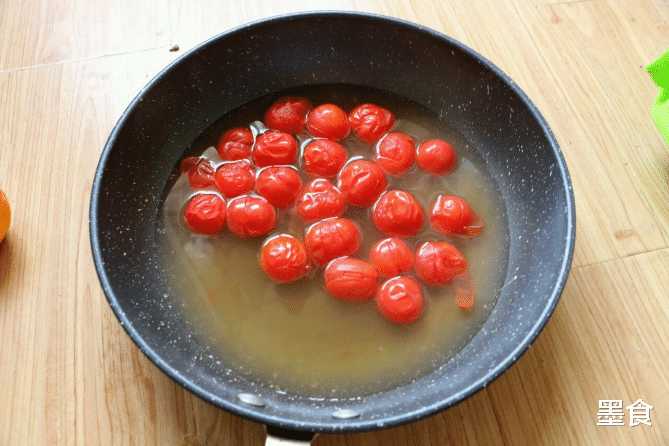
<box><xmin>179</xmin><ymin>97</ymin><xmax>483</xmax><ymax>325</ymax></box>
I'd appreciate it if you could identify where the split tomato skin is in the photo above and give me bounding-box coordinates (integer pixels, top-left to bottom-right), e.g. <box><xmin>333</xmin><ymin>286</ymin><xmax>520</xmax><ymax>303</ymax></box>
<box><xmin>324</xmin><ymin>257</ymin><xmax>378</xmax><ymax>302</ymax></box>
<box><xmin>348</xmin><ymin>103</ymin><xmax>395</xmax><ymax>143</ymax></box>
<box><xmin>429</xmin><ymin>195</ymin><xmax>483</xmax><ymax>236</ymax></box>
<box><xmin>260</xmin><ymin>234</ymin><xmax>310</xmax><ymax>284</ymax></box>
<box><xmin>302</xmin><ymin>139</ymin><xmax>348</xmax><ymax>178</ymax></box>
<box><xmin>375</xmin><ymin>132</ymin><xmax>416</xmax><ymax>175</ymax></box>
<box><xmin>453</xmin><ymin>269</ymin><xmax>476</xmax><ymax>310</ymax></box>
<box><xmin>180</xmin><ymin>156</ymin><xmax>199</xmax><ymax>173</ymax></box>
<box><xmin>226</xmin><ymin>195</ymin><xmax>277</xmax><ymax>238</ymax></box>
<box><xmin>414</xmin><ymin>241</ymin><xmax>468</xmax><ymax>286</ymax></box>
<box><xmin>306</xmin><ymin>104</ymin><xmax>350</xmax><ymax>141</ymax></box>
<box><xmin>416</xmin><ymin>139</ymin><xmax>457</xmax><ymax>175</ymax></box>
<box><xmin>337</xmin><ymin>159</ymin><xmax>388</xmax><ymax>208</ymax></box>
<box><xmin>253</xmin><ymin>130</ymin><xmax>298</xmax><ymax>167</ymax></box>
<box><xmin>214</xmin><ymin>160</ymin><xmax>256</xmax><ymax>198</ymax></box>
<box><xmin>296</xmin><ymin>179</ymin><xmax>346</xmax><ymax>223</ymax></box>
<box><xmin>304</xmin><ymin>218</ymin><xmax>361</xmax><ymax>267</ymax></box>
<box><xmin>265</xmin><ymin>96</ymin><xmax>312</xmax><ymax>134</ymax></box>
<box><xmin>187</xmin><ymin>158</ymin><xmax>215</xmax><ymax>188</ymax></box>
<box><xmin>183</xmin><ymin>193</ymin><xmax>227</xmax><ymax>235</ymax></box>
<box><xmin>376</xmin><ymin>276</ymin><xmax>424</xmax><ymax>324</ymax></box>
<box><xmin>217</xmin><ymin>127</ymin><xmax>254</xmax><ymax>161</ymax></box>
<box><xmin>369</xmin><ymin>237</ymin><xmax>414</xmax><ymax>279</ymax></box>
<box><xmin>255</xmin><ymin>166</ymin><xmax>303</xmax><ymax>209</ymax></box>
<box><xmin>372</xmin><ymin>190</ymin><xmax>424</xmax><ymax>238</ymax></box>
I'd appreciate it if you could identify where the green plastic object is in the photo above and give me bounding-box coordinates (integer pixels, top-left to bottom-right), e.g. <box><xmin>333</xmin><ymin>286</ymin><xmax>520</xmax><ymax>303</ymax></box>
<box><xmin>647</xmin><ymin>48</ymin><xmax>669</xmax><ymax>145</ymax></box>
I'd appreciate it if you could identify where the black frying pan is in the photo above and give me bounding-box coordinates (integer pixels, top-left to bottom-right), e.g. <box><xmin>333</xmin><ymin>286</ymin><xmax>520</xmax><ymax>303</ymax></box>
<box><xmin>90</xmin><ymin>11</ymin><xmax>575</xmax><ymax>444</ymax></box>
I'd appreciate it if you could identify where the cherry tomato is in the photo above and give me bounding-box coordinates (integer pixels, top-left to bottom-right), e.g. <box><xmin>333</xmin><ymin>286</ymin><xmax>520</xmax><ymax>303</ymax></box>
<box><xmin>0</xmin><ymin>189</ymin><xmax>10</xmax><ymax>243</ymax></box>
<box><xmin>253</xmin><ymin>130</ymin><xmax>298</xmax><ymax>167</ymax></box>
<box><xmin>296</xmin><ymin>179</ymin><xmax>346</xmax><ymax>223</ymax></box>
<box><xmin>302</xmin><ymin>139</ymin><xmax>348</xmax><ymax>178</ymax></box>
<box><xmin>376</xmin><ymin>276</ymin><xmax>424</xmax><ymax>324</ymax></box>
<box><xmin>414</xmin><ymin>241</ymin><xmax>468</xmax><ymax>286</ymax></box>
<box><xmin>375</xmin><ymin>132</ymin><xmax>415</xmax><ymax>175</ymax></box>
<box><xmin>183</xmin><ymin>193</ymin><xmax>227</xmax><ymax>235</ymax></box>
<box><xmin>369</xmin><ymin>237</ymin><xmax>414</xmax><ymax>278</ymax></box>
<box><xmin>304</xmin><ymin>218</ymin><xmax>361</xmax><ymax>267</ymax></box>
<box><xmin>324</xmin><ymin>257</ymin><xmax>378</xmax><ymax>302</ymax></box>
<box><xmin>226</xmin><ymin>195</ymin><xmax>277</xmax><ymax>238</ymax></box>
<box><xmin>337</xmin><ymin>159</ymin><xmax>388</xmax><ymax>207</ymax></box>
<box><xmin>348</xmin><ymin>103</ymin><xmax>395</xmax><ymax>143</ymax></box>
<box><xmin>306</xmin><ymin>104</ymin><xmax>350</xmax><ymax>141</ymax></box>
<box><xmin>187</xmin><ymin>158</ymin><xmax>215</xmax><ymax>188</ymax></box>
<box><xmin>214</xmin><ymin>160</ymin><xmax>255</xmax><ymax>198</ymax></box>
<box><xmin>416</xmin><ymin>139</ymin><xmax>457</xmax><ymax>175</ymax></box>
<box><xmin>265</xmin><ymin>96</ymin><xmax>312</xmax><ymax>134</ymax></box>
<box><xmin>255</xmin><ymin>166</ymin><xmax>303</xmax><ymax>209</ymax></box>
<box><xmin>260</xmin><ymin>234</ymin><xmax>310</xmax><ymax>284</ymax></box>
<box><xmin>372</xmin><ymin>190</ymin><xmax>424</xmax><ymax>238</ymax></box>
<box><xmin>217</xmin><ymin>127</ymin><xmax>254</xmax><ymax>161</ymax></box>
<box><xmin>429</xmin><ymin>195</ymin><xmax>483</xmax><ymax>237</ymax></box>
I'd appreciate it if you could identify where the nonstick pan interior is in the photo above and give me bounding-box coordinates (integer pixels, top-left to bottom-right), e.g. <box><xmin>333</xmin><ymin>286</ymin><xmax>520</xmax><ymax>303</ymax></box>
<box><xmin>90</xmin><ymin>11</ymin><xmax>575</xmax><ymax>434</ymax></box>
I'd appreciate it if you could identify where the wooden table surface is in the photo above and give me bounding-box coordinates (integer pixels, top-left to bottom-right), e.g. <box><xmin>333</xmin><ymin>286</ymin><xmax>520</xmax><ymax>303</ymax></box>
<box><xmin>1</xmin><ymin>0</ymin><xmax>668</xmax><ymax>444</ymax></box>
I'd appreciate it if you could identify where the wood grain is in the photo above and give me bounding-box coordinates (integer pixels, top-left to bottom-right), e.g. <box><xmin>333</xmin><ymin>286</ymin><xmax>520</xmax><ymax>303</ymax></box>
<box><xmin>1</xmin><ymin>0</ymin><xmax>669</xmax><ymax>444</ymax></box>
<box><xmin>0</xmin><ymin>0</ymin><xmax>170</xmax><ymax>71</ymax></box>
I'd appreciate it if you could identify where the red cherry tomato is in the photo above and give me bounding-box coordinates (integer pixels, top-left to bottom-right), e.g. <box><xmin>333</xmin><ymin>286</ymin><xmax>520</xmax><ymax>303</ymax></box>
<box><xmin>255</xmin><ymin>166</ymin><xmax>303</xmax><ymax>209</ymax></box>
<box><xmin>187</xmin><ymin>158</ymin><xmax>215</xmax><ymax>188</ymax></box>
<box><xmin>348</xmin><ymin>103</ymin><xmax>395</xmax><ymax>143</ymax></box>
<box><xmin>214</xmin><ymin>160</ymin><xmax>256</xmax><ymax>198</ymax></box>
<box><xmin>260</xmin><ymin>234</ymin><xmax>310</xmax><ymax>284</ymax></box>
<box><xmin>375</xmin><ymin>132</ymin><xmax>415</xmax><ymax>175</ymax></box>
<box><xmin>324</xmin><ymin>257</ymin><xmax>378</xmax><ymax>302</ymax></box>
<box><xmin>337</xmin><ymin>159</ymin><xmax>388</xmax><ymax>207</ymax></box>
<box><xmin>304</xmin><ymin>218</ymin><xmax>361</xmax><ymax>267</ymax></box>
<box><xmin>226</xmin><ymin>195</ymin><xmax>277</xmax><ymax>238</ymax></box>
<box><xmin>183</xmin><ymin>193</ymin><xmax>227</xmax><ymax>235</ymax></box>
<box><xmin>302</xmin><ymin>139</ymin><xmax>348</xmax><ymax>178</ymax></box>
<box><xmin>253</xmin><ymin>130</ymin><xmax>298</xmax><ymax>167</ymax></box>
<box><xmin>416</xmin><ymin>139</ymin><xmax>457</xmax><ymax>175</ymax></box>
<box><xmin>372</xmin><ymin>190</ymin><xmax>424</xmax><ymax>238</ymax></box>
<box><xmin>369</xmin><ymin>237</ymin><xmax>414</xmax><ymax>278</ymax></box>
<box><xmin>429</xmin><ymin>195</ymin><xmax>483</xmax><ymax>237</ymax></box>
<box><xmin>376</xmin><ymin>276</ymin><xmax>424</xmax><ymax>324</ymax></box>
<box><xmin>217</xmin><ymin>127</ymin><xmax>254</xmax><ymax>161</ymax></box>
<box><xmin>306</xmin><ymin>104</ymin><xmax>350</xmax><ymax>141</ymax></box>
<box><xmin>414</xmin><ymin>241</ymin><xmax>468</xmax><ymax>286</ymax></box>
<box><xmin>265</xmin><ymin>96</ymin><xmax>312</xmax><ymax>134</ymax></box>
<box><xmin>296</xmin><ymin>179</ymin><xmax>346</xmax><ymax>223</ymax></box>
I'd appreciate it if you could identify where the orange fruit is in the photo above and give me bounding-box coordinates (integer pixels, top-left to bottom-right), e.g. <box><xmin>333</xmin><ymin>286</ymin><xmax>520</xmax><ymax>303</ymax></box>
<box><xmin>0</xmin><ymin>189</ymin><xmax>10</xmax><ymax>243</ymax></box>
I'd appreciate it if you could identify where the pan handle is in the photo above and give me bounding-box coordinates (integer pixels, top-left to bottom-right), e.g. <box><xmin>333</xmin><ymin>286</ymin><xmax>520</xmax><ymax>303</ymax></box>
<box><xmin>265</xmin><ymin>435</ymin><xmax>314</xmax><ymax>445</ymax></box>
<box><xmin>265</xmin><ymin>426</ymin><xmax>316</xmax><ymax>445</ymax></box>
